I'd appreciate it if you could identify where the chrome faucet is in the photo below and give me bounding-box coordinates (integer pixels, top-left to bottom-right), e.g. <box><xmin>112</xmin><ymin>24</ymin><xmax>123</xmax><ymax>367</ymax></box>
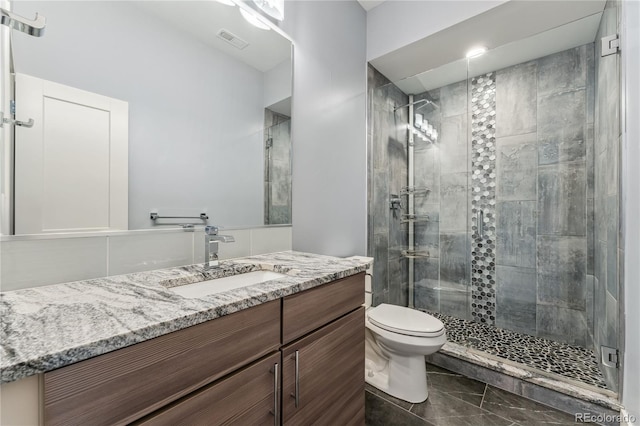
<box><xmin>204</xmin><ymin>226</ymin><xmax>235</xmax><ymax>270</ymax></box>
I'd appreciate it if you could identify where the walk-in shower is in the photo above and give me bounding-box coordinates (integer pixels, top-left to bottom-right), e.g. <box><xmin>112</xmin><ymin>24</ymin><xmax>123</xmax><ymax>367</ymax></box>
<box><xmin>264</xmin><ymin>107</ymin><xmax>291</xmax><ymax>225</ymax></box>
<box><xmin>367</xmin><ymin>1</ymin><xmax>623</xmax><ymax>405</ymax></box>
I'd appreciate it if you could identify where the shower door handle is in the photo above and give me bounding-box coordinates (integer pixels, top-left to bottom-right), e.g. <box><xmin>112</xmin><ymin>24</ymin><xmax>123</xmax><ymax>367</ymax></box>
<box><xmin>478</xmin><ymin>210</ymin><xmax>484</xmax><ymax>238</ymax></box>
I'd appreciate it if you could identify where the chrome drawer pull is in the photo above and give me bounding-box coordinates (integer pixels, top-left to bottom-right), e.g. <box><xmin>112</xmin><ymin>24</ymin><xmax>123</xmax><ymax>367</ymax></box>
<box><xmin>271</xmin><ymin>362</ymin><xmax>279</xmax><ymax>425</ymax></box>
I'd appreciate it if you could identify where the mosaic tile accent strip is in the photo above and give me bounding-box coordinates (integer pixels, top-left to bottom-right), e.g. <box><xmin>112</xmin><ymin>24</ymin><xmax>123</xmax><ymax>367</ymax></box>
<box><xmin>428</xmin><ymin>310</ymin><xmax>608</xmax><ymax>389</ymax></box>
<box><xmin>470</xmin><ymin>72</ymin><xmax>497</xmax><ymax>325</ymax></box>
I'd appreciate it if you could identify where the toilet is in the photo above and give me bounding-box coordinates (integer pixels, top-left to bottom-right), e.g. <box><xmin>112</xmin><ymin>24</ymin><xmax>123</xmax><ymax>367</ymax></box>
<box><xmin>365</xmin><ymin>303</ymin><xmax>446</xmax><ymax>403</ymax></box>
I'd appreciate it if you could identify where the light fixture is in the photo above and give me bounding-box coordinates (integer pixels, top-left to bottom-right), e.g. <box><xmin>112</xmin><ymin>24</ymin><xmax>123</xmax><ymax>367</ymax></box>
<box><xmin>252</xmin><ymin>0</ymin><xmax>284</xmax><ymax>21</ymax></box>
<box><xmin>466</xmin><ymin>46</ymin><xmax>487</xmax><ymax>59</ymax></box>
<box><xmin>215</xmin><ymin>0</ymin><xmax>236</xmax><ymax>6</ymax></box>
<box><xmin>239</xmin><ymin>7</ymin><xmax>271</xmax><ymax>30</ymax></box>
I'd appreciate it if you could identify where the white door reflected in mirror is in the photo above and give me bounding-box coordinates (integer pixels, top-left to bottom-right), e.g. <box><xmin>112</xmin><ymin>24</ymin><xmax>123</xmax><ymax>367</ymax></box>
<box><xmin>4</xmin><ymin>0</ymin><xmax>293</xmax><ymax>235</ymax></box>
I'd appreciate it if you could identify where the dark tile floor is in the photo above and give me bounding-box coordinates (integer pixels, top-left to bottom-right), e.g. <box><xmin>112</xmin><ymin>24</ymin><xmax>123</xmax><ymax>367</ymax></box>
<box><xmin>365</xmin><ymin>363</ymin><xmax>590</xmax><ymax>426</ymax></box>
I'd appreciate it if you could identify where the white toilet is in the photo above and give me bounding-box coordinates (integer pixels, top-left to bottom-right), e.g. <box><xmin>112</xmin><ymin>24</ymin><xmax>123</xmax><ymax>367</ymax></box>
<box><xmin>365</xmin><ymin>303</ymin><xmax>446</xmax><ymax>403</ymax></box>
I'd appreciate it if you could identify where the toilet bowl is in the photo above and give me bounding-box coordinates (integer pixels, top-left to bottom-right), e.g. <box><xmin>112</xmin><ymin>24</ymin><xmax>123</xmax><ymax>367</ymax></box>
<box><xmin>365</xmin><ymin>303</ymin><xmax>446</xmax><ymax>403</ymax></box>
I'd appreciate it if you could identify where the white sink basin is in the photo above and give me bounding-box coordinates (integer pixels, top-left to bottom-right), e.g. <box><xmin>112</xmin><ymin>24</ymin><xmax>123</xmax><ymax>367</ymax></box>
<box><xmin>170</xmin><ymin>271</ymin><xmax>287</xmax><ymax>299</ymax></box>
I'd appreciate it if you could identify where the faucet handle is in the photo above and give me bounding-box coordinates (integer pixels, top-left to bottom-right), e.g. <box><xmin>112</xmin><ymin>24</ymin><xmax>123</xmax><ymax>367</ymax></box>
<box><xmin>205</xmin><ymin>225</ymin><xmax>219</xmax><ymax>235</ymax></box>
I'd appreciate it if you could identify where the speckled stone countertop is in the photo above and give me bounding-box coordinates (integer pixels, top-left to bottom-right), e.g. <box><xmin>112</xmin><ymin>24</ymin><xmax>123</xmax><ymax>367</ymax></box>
<box><xmin>0</xmin><ymin>251</ymin><xmax>372</xmax><ymax>384</ymax></box>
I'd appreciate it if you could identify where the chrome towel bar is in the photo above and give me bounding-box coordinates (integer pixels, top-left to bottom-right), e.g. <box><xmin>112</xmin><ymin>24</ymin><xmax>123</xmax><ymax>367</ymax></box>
<box><xmin>150</xmin><ymin>212</ymin><xmax>208</xmax><ymax>221</ymax></box>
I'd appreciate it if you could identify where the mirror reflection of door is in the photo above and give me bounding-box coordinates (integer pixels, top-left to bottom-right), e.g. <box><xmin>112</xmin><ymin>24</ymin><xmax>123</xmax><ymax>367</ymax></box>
<box><xmin>14</xmin><ymin>73</ymin><xmax>128</xmax><ymax>234</ymax></box>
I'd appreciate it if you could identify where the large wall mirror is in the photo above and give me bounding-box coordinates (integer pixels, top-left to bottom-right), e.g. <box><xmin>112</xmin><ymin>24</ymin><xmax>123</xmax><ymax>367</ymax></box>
<box><xmin>1</xmin><ymin>0</ymin><xmax>292</xmax><ymax>235</ymax></box>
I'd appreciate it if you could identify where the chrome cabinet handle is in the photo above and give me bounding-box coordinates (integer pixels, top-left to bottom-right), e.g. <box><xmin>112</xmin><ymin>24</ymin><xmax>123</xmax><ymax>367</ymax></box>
<box><xmin>271</xmin><ymin>363</ymin><xmax>279</xmax><ymax>425</ymax></box>
<box><xmin>478</xmin><ymin>210</ymin><xmax>484</xmax><ymax>239</ymax></box>
<box><xmin>290</xmin><ymin>351</ymin><xmax>300</xmax><ymax>408</ymax></box>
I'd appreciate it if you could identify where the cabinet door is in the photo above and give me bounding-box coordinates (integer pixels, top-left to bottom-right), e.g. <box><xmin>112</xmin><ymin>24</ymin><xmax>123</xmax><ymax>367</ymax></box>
<box><xmin>282</xmin><ymin>307</ymin><xmax>365</xmax><ymax>426</ymax></box>
<box><xmin>135</xmin><ymin>352</ymin><xmax>281</xmax><ymax>426</ymax></box>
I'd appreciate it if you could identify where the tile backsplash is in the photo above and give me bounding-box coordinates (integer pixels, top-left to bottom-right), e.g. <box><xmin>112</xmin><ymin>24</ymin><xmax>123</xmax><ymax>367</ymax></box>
<box><xmin>1</xmin><ymin>237</ymin><xmax>108</xmax><ymax>291</ymax></box>
<box><xmin>0</xmin><ymin>226</ymin><xmax>292</xmax><ymax>291</ymax></box>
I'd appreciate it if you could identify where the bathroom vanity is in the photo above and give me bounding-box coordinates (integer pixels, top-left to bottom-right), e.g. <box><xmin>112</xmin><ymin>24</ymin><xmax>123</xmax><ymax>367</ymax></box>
<box><xmin>0</xmin><ymin>252</ymin><xmax>371</xmax><ymax>426</ymax></box>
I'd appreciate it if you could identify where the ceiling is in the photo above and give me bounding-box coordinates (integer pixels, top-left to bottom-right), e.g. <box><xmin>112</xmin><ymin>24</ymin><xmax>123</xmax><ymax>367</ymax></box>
<box><xmin>357</xmin><ymin>0</ymin><xmax>386</xmax><ymax>12</ymax></box>
<box><xmin>133</xmin><ymin>1</ymin><xmax>291</xmax><ymax>73</ymax></box>
<box><xmin>394</xmin><ymin>12</ymin><xmax>602</xmax><ymax>94</ymax></box>
<box><xmin>370</xmin><ymin>0</ymin><xmax>606</xmax><ymax>92</ymax></box>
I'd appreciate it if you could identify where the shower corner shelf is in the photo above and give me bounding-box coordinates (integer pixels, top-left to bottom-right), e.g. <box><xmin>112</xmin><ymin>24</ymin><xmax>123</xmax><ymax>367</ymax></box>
<box><xmin>401</xmin><ymin>249</ymin><xmax>430</xmax><ymax>259</ymax></box>
<box><xmin>400</xmin><ymin>186</ymin><xmax>430</xmax><ymax>196</ymax></box>
<box><xmin>401</xmin><ymin>214</ymin><xmax>430</xmax><ymax>224</ymax></box>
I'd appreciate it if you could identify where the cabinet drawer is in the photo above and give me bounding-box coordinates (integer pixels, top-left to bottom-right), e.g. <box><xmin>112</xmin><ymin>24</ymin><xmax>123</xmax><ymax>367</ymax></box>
<box><xmin>282</xmin><ymin>272</ymin><xmax>364</xmax><ymax>343</ymax></box>
<box><xmin>44</xmin><ymin>300</ymin><xmax>280</xmax><ymax>426</ymax></box>
<box><xmin>282</xmin><ymin>307</ymin><xmax>365</xmax><ymax>425</ymax></box>
<box><xmin>135</xmin><ymin>352</ymin><xmax>281</xmax><ymax>426</ymax></box>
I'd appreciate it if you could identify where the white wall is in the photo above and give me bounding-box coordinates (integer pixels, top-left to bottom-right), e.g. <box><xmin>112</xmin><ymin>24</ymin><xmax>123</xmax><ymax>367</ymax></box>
<box><xmin>264</xmin><ymin>58</ymin><xmax>292</xmax><ymax>108</ymax></box>
<box><xmin>622</xmin><ymin>0</ymin><xmax>640</xmax><ymax>421</ymax></box>
<box><xmin>366</xmin><ymin>0</ymin><xmax>505</xmax><ymax>61</ymax></box>
<box><xmin>280</xmin><ymin>1</ymin><xmax>368</xmax><ymax>257</ymax></box>
<box><xmin>12</xmin><ymin>1</ymin><xmax>265</xmax><ymax>230</ymax></box>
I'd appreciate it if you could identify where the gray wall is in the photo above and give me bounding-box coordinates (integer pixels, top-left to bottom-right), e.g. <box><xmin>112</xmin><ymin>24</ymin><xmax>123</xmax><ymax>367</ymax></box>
<box><xmin>622</xmin><ymin>0</ymin><xmax>640</xmax><ymax>419</ymax></box>
<box><xmin>496</xmin><ymin>45</ymin><xmax>592</xmax><ymax>348</ymax></box>
<box><xmin>280</xmin><ymin>1</ymin><xmax>368</xmax><ymax>257</ymax></box>
<box><xmin>592</xmin><ymin>0</ymin><xmax>622</xmax><ymax>392</ymax></box>
<box><xmin>367</xmin><ymin>65</ymin><xmax>409</xmax><ymax>306</ymax></box>
<box><xmin>13</xmin><ymin>1</ymin><xmax>266</xmax><ymax>229</ymax></box>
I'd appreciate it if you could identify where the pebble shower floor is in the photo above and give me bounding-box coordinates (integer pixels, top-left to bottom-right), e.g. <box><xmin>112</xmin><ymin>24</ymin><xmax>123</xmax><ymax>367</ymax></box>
<box><xmin>427</xmin><ymin>311</ymin><xmax>608</xmax><ymax>390</ymax></box>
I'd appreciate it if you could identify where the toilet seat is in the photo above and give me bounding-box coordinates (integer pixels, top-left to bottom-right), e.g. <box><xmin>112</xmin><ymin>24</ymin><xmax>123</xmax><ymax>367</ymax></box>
<box><xmin>367</xmin><ymin>304</ymin><xmax>444</xmax><ymax>337</ymax></box>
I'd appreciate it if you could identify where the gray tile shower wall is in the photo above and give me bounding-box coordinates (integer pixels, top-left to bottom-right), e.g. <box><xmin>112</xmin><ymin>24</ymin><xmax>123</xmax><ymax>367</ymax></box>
<box><xmin>410</xmin><ymin>45</ymin><xmax>597</xmax><ymax>348</ymax></box>
<box><xmin>367</xmin><ymin>65</ymin><xmax>409</xmax><ymax>306</ymax></box>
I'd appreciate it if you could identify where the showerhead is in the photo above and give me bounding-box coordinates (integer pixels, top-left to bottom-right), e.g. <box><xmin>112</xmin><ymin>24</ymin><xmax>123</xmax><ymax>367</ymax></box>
<box><xmin>414</xmin><ymin>99</ymin><xmax>439</xmax><ymax>113</ymax></box>
<box><xmin>393</xmin><ymin>98</ymin><xmax>438</xmax><ymax>112</ymax></box>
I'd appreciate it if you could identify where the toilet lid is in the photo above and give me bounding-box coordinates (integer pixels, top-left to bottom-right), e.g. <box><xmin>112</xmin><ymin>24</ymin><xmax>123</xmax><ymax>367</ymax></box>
<box><xmin>368</xmin><ymin>304</ymin><xmax>444</xmax><ymax>337</ymax></box>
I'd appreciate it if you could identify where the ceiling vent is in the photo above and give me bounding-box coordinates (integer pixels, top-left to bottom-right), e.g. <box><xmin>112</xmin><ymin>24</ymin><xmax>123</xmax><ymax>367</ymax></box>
<box><xmin>216</xmin><ymin>29</ymin><xmax>249</xmax><ymax>50</ymax></box>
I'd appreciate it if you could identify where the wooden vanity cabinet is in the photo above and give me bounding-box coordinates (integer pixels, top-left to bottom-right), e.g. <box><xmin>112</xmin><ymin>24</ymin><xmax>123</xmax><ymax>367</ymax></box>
<box><xmin>43</xmin><ymin>300</ymin><xmax>280</xmax><ymax>426</ymax></box>
<box><xmin>42</xmin><ymin>272</ymin><xmax>365</xmax><ymax>426</ymax></box>
<box><xmin>281</xmin><ymin>272</ymin><xmax>365</xmax><ymax>425</ymax></box>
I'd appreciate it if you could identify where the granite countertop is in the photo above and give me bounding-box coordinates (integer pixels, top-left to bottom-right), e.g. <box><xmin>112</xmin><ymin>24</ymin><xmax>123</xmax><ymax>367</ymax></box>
<box><xmin>0</xmin><ymin>251</ymin><xmax>373</xmax><ymax>384</ymax></box>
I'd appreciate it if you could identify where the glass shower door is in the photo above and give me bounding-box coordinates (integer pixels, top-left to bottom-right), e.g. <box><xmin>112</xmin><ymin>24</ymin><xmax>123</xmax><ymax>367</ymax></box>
<box><xmin>410</xmin><ymin>58</ymin><xmax>472</xmax><ymax>320</ymax></box>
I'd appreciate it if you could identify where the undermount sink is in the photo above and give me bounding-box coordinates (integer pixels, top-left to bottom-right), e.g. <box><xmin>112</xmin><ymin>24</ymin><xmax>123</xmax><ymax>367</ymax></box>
<box><xmin>170</xmin><ymin>271</ymin><xmax>287</xmax><ymax>299</ymax></box>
